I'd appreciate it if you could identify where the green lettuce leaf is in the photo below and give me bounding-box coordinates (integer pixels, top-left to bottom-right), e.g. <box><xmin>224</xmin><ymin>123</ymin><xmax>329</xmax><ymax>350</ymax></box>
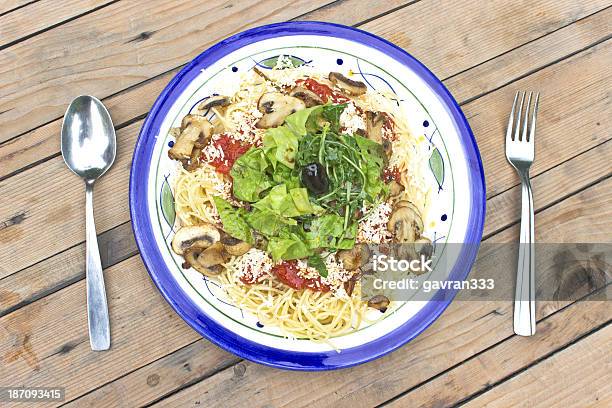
<box><xmin>253</xmin><ymin>184</ymin><xmax>316</xmax><ymax>217</ymax></box>
<box><xmin>263</xmin><ymin>126</ymin><xmax>299</xmax><ymax>169</ymax></box>
<box><xmin>245</xmin><ymin>208</ymin><xmax>296</xmax><ymax>237</ymax></box>
<box><xmin>285</xmin><ymin>105</ymin><xmax>322</xmax><ymax>137</ymax></box>
<box><xmin>230</xmin><ymin>147</ymin><xmax>274</xmax><ymax>202</ymax></box>
<box><xmin>271</xmin><ymin>163</ymin><xmax>300</xmax><ymax>189</ymax></box>
<box><xmin>212</xmin><ymin>196</ymin><xmax>253</xmax><ymax>244</ymax></box>
<box><xmin>268</xmin><ymin>228</ymin><xmax>312</xmax><ymax>261</ymax></box>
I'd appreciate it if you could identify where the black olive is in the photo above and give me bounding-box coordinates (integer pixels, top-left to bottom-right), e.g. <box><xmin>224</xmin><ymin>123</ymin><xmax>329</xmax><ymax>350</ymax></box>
<box><xmin>301</xmin><ymin>163</ymin><xmax>329</xmax><ymax>196</ymax></box>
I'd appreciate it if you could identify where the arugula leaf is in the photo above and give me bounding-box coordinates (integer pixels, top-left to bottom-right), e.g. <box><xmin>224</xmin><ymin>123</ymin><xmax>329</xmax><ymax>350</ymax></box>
<box><xmin>212</xmin><ymin>196</ymin><xmax>253</xmax><ymax>244</ymax></box>
<box><xmin>230</xmin><ymin>147</ymin><xmax>274</xmax><ymax>202</ymax></box>
<box><xmin>307</xmin><ymin>253</ymin><xmax>328</xmax><ymax>278</ymax></box>
<box><xmin>322</xmin><ymin>103</ymin><xmax>347</xmax><ymax>133</ymax></box>
<box><xmin>263</xmin><ymin>126</ymin><xmax>299</xmax><ymax>169</ymax></box>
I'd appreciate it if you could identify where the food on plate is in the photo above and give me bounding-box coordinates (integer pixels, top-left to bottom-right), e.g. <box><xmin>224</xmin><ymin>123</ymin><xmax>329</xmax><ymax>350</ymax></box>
<box><xmin>166</xmin><ymin>57</ymin><xmax>433</xmax><ymax>342</ymax></box>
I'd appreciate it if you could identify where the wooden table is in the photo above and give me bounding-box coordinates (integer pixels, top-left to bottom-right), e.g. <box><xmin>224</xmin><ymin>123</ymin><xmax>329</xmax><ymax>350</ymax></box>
<box><xmin>1</xmin><ymin>1</ymin><xmax>610</xmax><ymax>407</ymax></box>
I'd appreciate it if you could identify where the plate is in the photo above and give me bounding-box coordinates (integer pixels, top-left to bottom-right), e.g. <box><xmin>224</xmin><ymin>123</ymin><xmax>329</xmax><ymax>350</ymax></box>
<box><xmin>129</xmin><ymin>22</ymin><xmax>485</xmax><ymax>370</ymax></box>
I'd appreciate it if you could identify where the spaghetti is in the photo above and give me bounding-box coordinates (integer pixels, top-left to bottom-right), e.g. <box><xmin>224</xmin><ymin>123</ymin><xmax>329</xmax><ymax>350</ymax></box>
<box><xmin>167</xmin><ymin>59</ymin><xmax>432</xmax><ymax>342</ymax></box>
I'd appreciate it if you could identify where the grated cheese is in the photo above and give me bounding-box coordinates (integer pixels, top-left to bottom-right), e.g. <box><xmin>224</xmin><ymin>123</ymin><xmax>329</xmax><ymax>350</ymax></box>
<box><xmin>357</xmin><ymin>202</ymin><xmax>393</xmax><ymax>244</ymax></box>
<box><xmin>340</xmin><ymin>102</ymin><xmax>366</xmax><ymax>135</ymax></box>
<box><xmin>234</xmin><ymin>248</ymin><xmax>273</xmax><ymax>283</ymax></box>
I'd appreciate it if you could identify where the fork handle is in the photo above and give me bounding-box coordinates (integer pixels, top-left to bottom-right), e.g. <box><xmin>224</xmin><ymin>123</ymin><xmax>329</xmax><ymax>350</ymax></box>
<box><xmin>514</xmin><ymin>172</ymin><xmax>535</xmax><ymax>336</ymax></box>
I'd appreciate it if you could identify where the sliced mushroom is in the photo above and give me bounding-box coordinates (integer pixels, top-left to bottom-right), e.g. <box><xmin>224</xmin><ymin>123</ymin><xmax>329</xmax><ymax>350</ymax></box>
<box><xmin>221</xmin><ymin>234</ymin><xmax>252</xmax><ymax>256</ymax></box>
<box><xmin>171</xmin><ymin>224</ymin><xmax>220</xmax><ymax>255</ymax></box>
<box><xmin>289</xmin><ymin>86</ymin><xmax>324</xmax><ymax>107</ymax></box>
<box><xmin>389</xmin><ymin>180</ymin><xmax>404</xmax><ymax>197</ymax></box>
<box><xmin>328</xmin><ymin>72</ymin><xmax>367</xmax><ymax>96</ymax></box>
<box><xmin>387</xmin><ymin>202</ymin><xmax>423</xmax><ymax>243</ymax></box>
<box><xmin>195</xmin><ymin>242</ymin><xmax>230</xmax><ymax>276</ymax></box>
<box><xmin>344</xmin><ymin>270</ymin><xmax>362</xmax><ymax>297</ymax></box>
<box><xmin>414</xmin><ymin>237</ymin><xmax>433</xmax><ymax>259</ymax></box>
<box><xmin>368</xmin><ymin>295</ymin><xmax>390</xmax><ymax>312</ymax></box>
<box><xmin>337</xmin><ymin>244</ymin><xmax>371</xmax><ymax>271</ymax></box>
<box><xmin>198</xmin><ymin>95</ymin><xmax>230</xmax><ymax>111</ymax></box>
<box><xmin>168</xmin><ymin>115</ymin><xmax>212</xmax><ymax>161</ymax></box>
<box><xmin>256</xmin><ymin>92</ymin><xmax>306</xmax><ymax>128</ymax></box>
<box><xmin>365</xmin><ymin>111</ymin><xmax>392</xmax><ymax>158</ymax></box>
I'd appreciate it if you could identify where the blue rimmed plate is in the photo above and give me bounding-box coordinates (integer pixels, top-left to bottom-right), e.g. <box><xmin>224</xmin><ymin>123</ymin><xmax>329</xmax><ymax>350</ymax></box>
<box><xmin>129</xmin><ymin>21</ymin><xmax>485</xmax><ymax>370</ymax></box>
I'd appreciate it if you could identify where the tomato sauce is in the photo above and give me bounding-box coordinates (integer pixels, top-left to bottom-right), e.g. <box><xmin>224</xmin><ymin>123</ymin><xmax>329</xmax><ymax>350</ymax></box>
<box><xmin>296</xmin><ymin>78</ymin><xmax>349</xmax><ymax>104</ymax></box>
<box><xmin>272</xmin><ymin>261</ymin><xmax>330</xmax><ymax>292</ymax></box>
<box><xmin>206</xmin><ymin>134</ymin><xmax>252</xmax><ymax>175</ymax></box>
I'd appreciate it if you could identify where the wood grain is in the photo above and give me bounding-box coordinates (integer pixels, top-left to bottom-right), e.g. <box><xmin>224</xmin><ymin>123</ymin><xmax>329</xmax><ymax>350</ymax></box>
<box><xmin>1</xmin><ymin>38</ymin><xmax>609</xmax><ymax>279</ymax></box>
<box><xmin>3</xmin><ymin>176</ymin><xmax>608</xmax><ymax>408</ymax></box>
<box><xmin>386</xmin><ymin>294</ymin><xmax>610</xmax><ymax>408</ymax></box>
<box><xmin>0</xmin><ymin>222</ymin><xmax>136</xmax><ymax>316</ymax></box>
<box><xmin>0</xmin><ymin>0</ymin><xmax>413</xmax><ymax>180</ymax></box>
<box><xmin>462</xmin><ymin>324</ymin><xmax>612</xmax><ymax>408</ymax></box>
<box><xmin>0</xmin><ymin>0</ymin><xmax>113</xmax><ymax>48</ymax></box>
<box><xmin>0</xmin><ymin>0</ymin><xmax>33</xmax><ymax>16</ymax></box>
<box><xmin>484</xmin><ymin>139</ymin><xmax>612</xmax><ymax>238</ymax></box>
<box><xmin>0</xmin><ymin>0</ymin><xmax>330</xmax><ymax>141</ymax></box>
<box><xmin>0</xmin><ymin>0</ymin><xmax>607</xmax><ymax>143</ymax></box>
<box><xmin>2</xmin><ymin>4</ymin><xmax>610</xmax><ymax>183</ymax></box>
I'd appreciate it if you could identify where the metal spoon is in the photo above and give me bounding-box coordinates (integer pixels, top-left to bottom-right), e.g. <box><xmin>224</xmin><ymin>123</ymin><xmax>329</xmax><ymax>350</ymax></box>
<box><xmin>61</xmin><ymin>95</ymin><xmax>116</xmax><ymax>351</ymax></box>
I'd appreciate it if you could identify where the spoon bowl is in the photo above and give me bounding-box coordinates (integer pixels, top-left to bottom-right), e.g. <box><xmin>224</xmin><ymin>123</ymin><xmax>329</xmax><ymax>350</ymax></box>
<box><xmin>61</xmin><ymin>95</ymin><xmax>116</xmax><ymax>181</ymax></box>
<box><xmin>61</xmin><ymin>95</ymin><xmax>116</xmax><ymax>351</ymax></box>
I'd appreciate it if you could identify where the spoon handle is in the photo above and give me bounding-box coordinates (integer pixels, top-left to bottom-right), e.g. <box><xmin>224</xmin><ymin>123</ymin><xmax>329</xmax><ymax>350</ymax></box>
<box><xmin>85</xmin><ymin>181</ymin><xmax>111</xmax><ymax>350</ymax></box>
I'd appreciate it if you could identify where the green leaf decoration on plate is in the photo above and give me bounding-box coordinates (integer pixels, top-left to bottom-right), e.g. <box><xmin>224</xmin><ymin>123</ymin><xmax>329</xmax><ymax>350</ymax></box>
<box><xmin>161</xmin><ymin>180</ymin><xmax>176</xmax><ymax>227</ymax></box>
<box><xmin>429</xmin><ymin>147</ymin><xmax>445</xmax><ymax>190</ymax></box>
<box><xmin>258</xmin><ymin>55</ymin><xmax>306</xmax><ymax>69</ymax></box>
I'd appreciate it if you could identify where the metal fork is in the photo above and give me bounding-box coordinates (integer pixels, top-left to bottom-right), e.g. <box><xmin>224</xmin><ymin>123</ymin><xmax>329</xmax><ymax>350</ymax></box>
<box><xmin>505</xmin><ymin>91</ymin><xmax>540</xmax><ymax>336</ymax></box>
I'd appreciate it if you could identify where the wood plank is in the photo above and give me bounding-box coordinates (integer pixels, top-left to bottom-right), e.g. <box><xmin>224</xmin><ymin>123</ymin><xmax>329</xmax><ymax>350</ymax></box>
<box><xmin>385</xmin><ymin>294</ymin><xmax>610</xmax><ymax>407</ymax></box>
<box><xmin>0</xmin><ymin>0</ymin><xmax>113</xmax><ymax>48</ymax></box>
<box><xmin>2</xmin><ymin>176</ymin><xmax>608</xmax><ymax>408</ymax></box>
<box><xmin>0</xmin><ymin>0</ymin><xmax>414</xmax><ymax>180</ymax></box>
<box><xmin>2</xmin><ymin>3</ymin><xmax>609</xmax><ymax>182</ymax></box>
<box><xmin>0</xmin><ymin>0</ymin><xmax>607</xmax><ymax>143</ymax></box>
<box><xmin>0</xmin><ymin>222</ymin><xmax>135</xmax><ymax>316</ymax></box>
<box><xmin>298</xmin><ymin>0</ymin><xmax>409</xmax><ymax>25</ymax></box>
<box><xmin>462</xmin><ymin>324</ymin><xmax>612</xmax><ymax>408</ymax></box>
<box><xmin>1</xmin><ymin>3</ymin><xmax>610</xmax><ymax>181</ymax></box>
<box><xmin>0</xmin><ymin>0</ymin><xmax>342</xmax><ymax>141</ymax></box>
<box><xmin>464</xmin><ymin>39</ymin><xmax>612</xmax><ymax>197</ymax></box>
<box><xmin>0</xmin><ymin>0</ymin><xmax>34</xmax><ymax>16</ymax></box>
<box><xmin>1</xmin><ymin>36</ymin><xmax>609</xmax><ymax>279</ymax></box>
<box><xmin>134</xmin><ymin>179</ymin><xmax>611</xmax><ymax>408</ymax></box>
<box><xmin>484</xmin><ymin>139</ymin><xmax>612</xmax><ymax>238</ymax></box>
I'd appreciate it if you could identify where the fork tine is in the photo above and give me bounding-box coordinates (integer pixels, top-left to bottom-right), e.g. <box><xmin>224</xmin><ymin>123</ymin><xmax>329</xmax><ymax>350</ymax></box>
<box><xmin>506</xmin><ymin>91</ymin><xmax>520</xmax><ymax>143</ymax></box>
<box><xmin>514</xmin><ymin>91</ymin><xmax>525</xmax><ymax>141</ymax></box>
<box><xmin>521</xmin><ymin>92</ymin><xmax>532</xmax><ymax>142</ymax></box>
<box><xmin>528</xmin><ymin>92</ymin><xmax>540</xmax><ymax>144</ymax></box>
